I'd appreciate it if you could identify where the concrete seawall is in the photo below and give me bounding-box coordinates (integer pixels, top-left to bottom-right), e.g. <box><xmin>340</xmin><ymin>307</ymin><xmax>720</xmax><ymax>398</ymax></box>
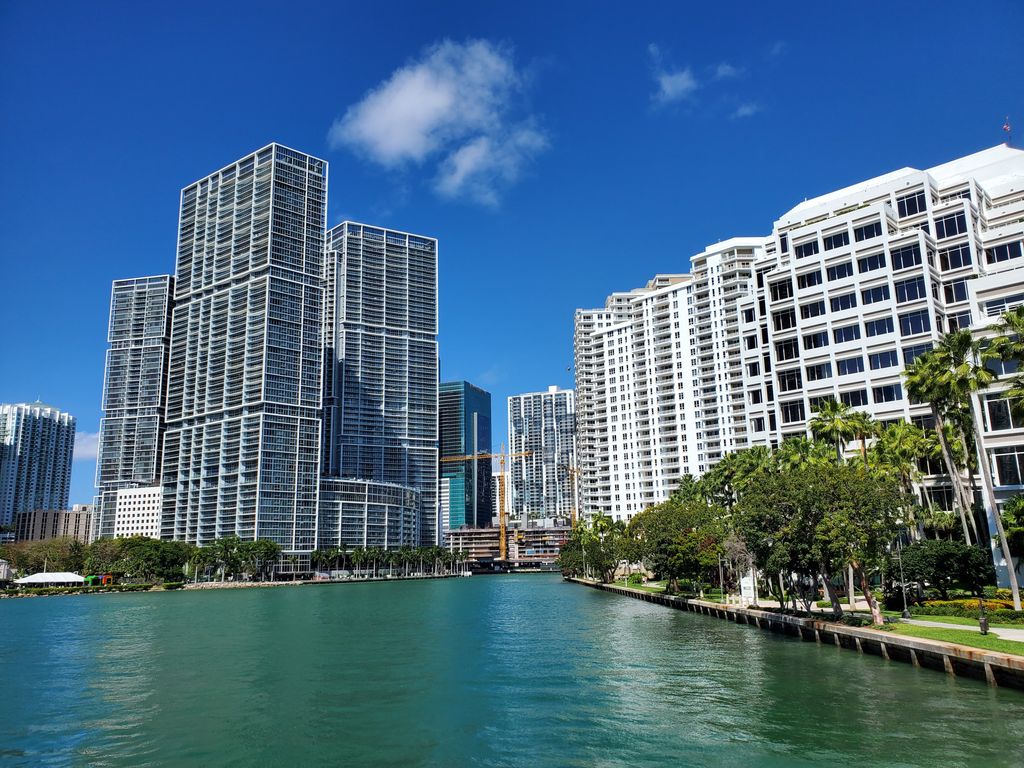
<box><xmin>569</xmin><ymin>578</ymin><xmax>1024</xmax><ymax>690</ymax></box>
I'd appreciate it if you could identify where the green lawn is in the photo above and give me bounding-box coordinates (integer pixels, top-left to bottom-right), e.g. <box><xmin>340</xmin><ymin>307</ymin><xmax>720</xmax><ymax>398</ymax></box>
<box><xmin>909</xmin><ymin>614</ymin><xmax>1022</xmax><ymax>631</ymax></box>
<box><xmin>886</xmin><ymin>623</ymin><xmax>1024</xmax><ymax>656</ymax></box>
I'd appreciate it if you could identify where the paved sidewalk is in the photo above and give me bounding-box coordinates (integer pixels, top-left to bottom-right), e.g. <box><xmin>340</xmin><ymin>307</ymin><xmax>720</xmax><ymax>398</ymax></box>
<box><xmin>905</xmin><ymin>617</ymin><xmax>1024</xmax><ymax>642</ymax></box>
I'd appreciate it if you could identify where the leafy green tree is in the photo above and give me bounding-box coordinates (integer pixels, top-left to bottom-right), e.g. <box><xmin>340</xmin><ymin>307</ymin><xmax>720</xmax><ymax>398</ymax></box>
<box><xmin>809</xmin><ymin>399</ymin><xmax>857</xmax><ymax>463</ymax></box>
<box><xmin>1003</xmin><ymin>494</ymin><xmax>1024</xmax><ymax>558</ymax></box>
<box><xmin>627</xmin><ymin>498</ymin><xmax>723</xmax><ymax>593</ymax></box>
<box><xmin>737</xmin><ymin>463</ymin><xmax>905</xmax><ymax>622</ymax></box>
<box><xmin>776</xmin><ymin>436</ymin><xmax>832</xmax><ymax>471</ymax></box>
<box><xmin>848</xmin><ymin>410</ymin><xmax>880</xmax><ymax>465</ymax></box>
<box><xmin>898</xmin><ymin>538</ymin><xmax>996</xmax><ymax>599</ymax></box>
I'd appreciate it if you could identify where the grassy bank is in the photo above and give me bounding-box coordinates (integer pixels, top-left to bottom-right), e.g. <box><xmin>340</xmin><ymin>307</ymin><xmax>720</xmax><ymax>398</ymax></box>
<box><xmin>884</xmin><ymin>624</ymin><xmax>1024</xmax><ymax>656</ymax></box>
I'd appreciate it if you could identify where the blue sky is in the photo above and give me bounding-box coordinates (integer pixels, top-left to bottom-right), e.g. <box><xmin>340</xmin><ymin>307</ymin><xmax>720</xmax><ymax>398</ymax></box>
<box><xmin>1</xmin><ymin>1</ymin><xmax>1022</xmax><ymax>504</ymax></box>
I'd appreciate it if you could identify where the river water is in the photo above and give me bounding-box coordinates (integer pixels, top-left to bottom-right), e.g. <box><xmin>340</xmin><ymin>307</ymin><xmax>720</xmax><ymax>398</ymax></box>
<box><xmin>2</xmin><ymin>574</ymin><xmax>1022</xmax><ymax>767</ymax></box>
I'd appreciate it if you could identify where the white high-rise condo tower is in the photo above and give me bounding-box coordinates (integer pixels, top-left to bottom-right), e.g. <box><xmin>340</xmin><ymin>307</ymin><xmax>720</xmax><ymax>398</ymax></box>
<box><xmin>507</xmin><ymin>386</ymin><xmax>576</xmax><ymax>527</ymax></box>
<box><xmin>0</xmin><ymin>402</ymin><xmax>76</xmax><ymax>535</ymax></box>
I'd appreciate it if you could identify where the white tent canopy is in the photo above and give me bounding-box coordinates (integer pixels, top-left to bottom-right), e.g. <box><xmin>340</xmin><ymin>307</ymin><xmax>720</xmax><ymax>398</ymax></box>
<box><xmin>14</xmin><ymin>572</ymin><xmax>85</xmax><ymax>585</ymax></box>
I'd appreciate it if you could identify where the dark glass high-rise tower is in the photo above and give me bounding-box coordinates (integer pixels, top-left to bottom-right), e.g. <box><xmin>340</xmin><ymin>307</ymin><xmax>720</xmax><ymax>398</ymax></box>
<box><xmin>439</xmin><ymin>381</ymin><xmax>492</xmax><ymax>535</ymax></box>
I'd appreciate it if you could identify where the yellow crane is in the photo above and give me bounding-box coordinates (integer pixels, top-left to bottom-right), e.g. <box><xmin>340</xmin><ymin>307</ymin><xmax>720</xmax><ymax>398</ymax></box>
<box><xmin>440</xmin><ymin>442</ymin><xmax>531</xmax><ymax>561</ymax></box>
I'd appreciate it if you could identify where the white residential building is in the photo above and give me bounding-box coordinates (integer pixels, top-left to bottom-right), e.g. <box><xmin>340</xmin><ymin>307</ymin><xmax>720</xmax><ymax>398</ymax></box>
<box><xmin>507</xmin><ymin>386</ymin><xmax>576</xmax><ymax>526</ymax></box>
<box><xmin>739</xmin><ymin>144</ymin><xmax>1024</xmax><ymax>458</ymax></box>
<box><xmin>573</xmin><ymin>241</ymin><xmax>760</xmax><ymax>523</ymax></box>
<box><xmin>113</xmin><ymin>486</ymin><xmax>162</xmax><ymax>539</ymax></box>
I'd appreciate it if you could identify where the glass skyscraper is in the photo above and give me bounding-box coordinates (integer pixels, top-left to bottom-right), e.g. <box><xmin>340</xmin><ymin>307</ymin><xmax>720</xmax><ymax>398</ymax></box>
<box><xmin>94</xmin><ymin>275</ymin><xmax>173</xmax><ymax>540</ymax></box>
<box><xmin>439</xmin><ymin>381</ymin><xmax>492</xmax><ymax>534</ymax></box>
<box><xmin>161</xmin><ymin>144</ymin><xmax>327</xmax><ymax>552</ymax></box>
<box><xmin>321</xmin><ymin>222</ymin><xmax>439</xmax><ymax>546</ymax></box>
<box><xmin>0</xmin><ymin>402</ymin><xmax>76</xmax><ymax>534</ymax></box>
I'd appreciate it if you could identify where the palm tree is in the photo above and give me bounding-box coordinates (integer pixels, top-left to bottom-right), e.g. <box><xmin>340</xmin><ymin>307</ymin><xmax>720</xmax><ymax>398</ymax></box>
<box><xmin>848</xmin><ymin>411</ymin><xmax>879</xmax><ymax>465</ymax></box>
<box><xmin>776</xmin><ymin>436</ymin><xmax>831</xmax><ymax>471</ymax></box>
<box><xmin>872</xmin><ymin>421</ymin><xmax>934</xmax><ymax>538</ymax></box>
<box><xmin>904</xmin><ymin>350</ymin><xmax>976</xmax><ymax>543</ymax></box>
<box><xmin>809</xmin><ymin>399</ymin><xmax>857</xmax><ymax>463</ymax></box>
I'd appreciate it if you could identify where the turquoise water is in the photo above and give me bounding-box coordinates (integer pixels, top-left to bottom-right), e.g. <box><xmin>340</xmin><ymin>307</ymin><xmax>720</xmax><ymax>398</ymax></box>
<box><xmin>2</xmin><ymin>574</ymin><xmax>1023</xmax><ymax>767</ymax></box>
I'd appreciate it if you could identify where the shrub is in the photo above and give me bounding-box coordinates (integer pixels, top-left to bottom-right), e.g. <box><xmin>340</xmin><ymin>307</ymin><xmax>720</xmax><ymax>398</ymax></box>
<box><xmin>626</xmin><ymin>573</ymin><xmax>644</xmax><ymax>585</ymax></box>
<box><xmin>162</xmin><ymin>581</ymin><xmax>184</xmax><ymax>590</ymax></box>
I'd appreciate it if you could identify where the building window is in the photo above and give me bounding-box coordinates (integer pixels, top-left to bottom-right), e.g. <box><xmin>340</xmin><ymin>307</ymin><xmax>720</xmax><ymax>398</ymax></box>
<box><xmin>985</xmin><ymin>241</ymin><xmax>1024</xmax><ymax>265</ymax></box>
<box><xmin>778</xmin><ymin>369</ymin><xmax>803</xmax><ymax>393</ymax></box>
<box><xmin>861</xmin><ymin>285</ymin><xmax>890</xmax><ymax>305</ymax></box>
<box><xmin>891</xmin><ymin>244</ymin><xmax>923</xmax><ymax>271</ymax></box>
<box><xmin>800</xmin><ymin>300</ymin><xmax>827</xmax><ymax>319</ymax></box>
<box><xmin>869</xmin><ymin>350</ymin><xmax>899</xmax><ymax>370</ymax></box>
<box><xmin>833</xmin><ymin>324</ymin><xmax>860</xmax><ymax>344</ymax></box>
<box><xmin>779</xmin><ymin>234</ymin><xmax>789</xmax><ymax>253</ymax></box>
<box><xmin>992</xmin><ymin>445</ymin><xmax>1024</xmax><ymax>486</ymax></box>
<box><xmin>943</xmin><ymin>279</ymin><xmax>970</xmax><ymax>304</ymax></box>
<box><xmin>864</xmin><ymin>316</ymin><xmax>895</xmax><ymax>337</ymax></box>
<box><xmin>840</xmin><ymin>389</ymin><xmax>869</xmax><ymax>407</ymax></box>
<box><xmin>947</xmin><ymin>311</ymin><xmax>972</xmax><ymax>331</ymax></box>
<box><xmin>769</xmin><ymin>279</ymin><xmax>794</xmax><ymax>302</ymax></box>
<box><xmin>809</xmin><ymin>395</ymin><xmax>831</xmax><ymax>413</ymax></box>
<box><xmin>781</xmin><ymin>400</ymin><xmax>806</xmax><ymax>424</ymax></box>
<box><xmin>804</xmin><ymin>330</ymin><xmax>829</xmax><ymax>350</ymax></box>
<box><xmin>752</xmin><ymin>417</ymin><xmax>766</xmax><ymax>432</ymax></box>
<box><xmin>795</xmin><ymin>240</ymin><xmax>820</xmax><ymax>259</ymax></box>
<box><xmin>934</xmin><ymin>212</ymin><xmax>968</xmax><ymax>240</ymax></box>
<box><xmin>745</xmin><ymin>334</ymin><xmax>758</xmax><ymax>350</ymax></box>
<box><xmin>896</xmin><ymin>190</ymin><xmax>927</xmax><ymax>218</ymax></box>
<box><xmin>857</xmin><ymin>252</ymin><xmax>886</xmax><ymax>273</ymax></box>
<box><xmin>797</xmin><ymin>270</ymin><xmax>822</xmax><ymax>289</ymax></box>
<box><xmin>872</xmin><ymin>383</ymin><xmax>903</xmax><ymax>403</ymax></box>
<box><xmin>986</xmin><ymin>396</ymin><xmax>1024</xmax><ymax>432</ymax></box>
<box><xmin>894</xmin><ymin>276</ymin><xmax>927</xmax><ymax>303</ymax></box>
<box><xmin>830</xmin><ymin>293</ymin><xmax>857</xmax><ymax>312</ymax></box>
<box><xmin>749</xmin><ymin>388</ymin><xmax>763</xmax><ymax>404</ymax></box>
<box><xmin>903</xmin><ymin>342</ymin><xmax>933</xmax><ymax>365</ymax></box>
<box><xmin>985</xmin><ymin>293</ymin><xmax>1024</xmax><ymax>318</ymax></box>
<box><xmin>742</xmin><ymin>308</ymin><xmax>756</xmax><ymax>323</ymax></box>
<box><xmin>837</xmin><ymin>356</ymin><xmax>865</xmax><ymax>376</ymax></box>
<box><xmin>899</xmin><ymin>309</ymin><xmax>931</xmax><ymax>337</ymax></box>
<box><xmin>823</xmin><ymin>231</ymin><xmax>850</xmax><ymax>251</ymax></box>
<box><xmin>827</xmin><ymin>262</ymin><xmax>853</xmax><ymax>281</ymax></box>
<box><xmin>746</xmin><ymin>362</ymin><xmax>760</xmax><ymax>377</ymax></box>
<box><xmin>854</xmin><ymin>221</ymin><xmax>882</xmax><ymax>242</ymax></box>
<box><xmin>775</xmin><ymin>338</ymin><xmax>800</xmax><ymax>361</ymax></box>
<box><xmin>806</xmin><ymin>362</ymin><xmax>832</xmax><ymax>381</ymax></box>
<box><xmin>773</xmin><ymin>309</ymin><xmax>797</xmax><ymax>332</ymax></box>
<box><xmin>939</xmin><ymin>243</ymin><xmax>972</xmax><ymax>271</ymax></box>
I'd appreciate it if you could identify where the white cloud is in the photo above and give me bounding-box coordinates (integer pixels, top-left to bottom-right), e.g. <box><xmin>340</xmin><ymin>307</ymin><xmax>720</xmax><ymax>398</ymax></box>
<box><xmin>74</xmin><ymin>431</ymin><xmax>99</xmax><ymax>461</ymax></box>
<box><xmin>768</xmin><ymin>41</ymin><xmax>786</xmax><ymax>58</ymax></box>
<box><xmin>329</xmin><ymin>39</ymin><xmax>546</xmax><ymax>206</ymax></box>
<box><xmin>714</xmin><ymin>62</ymin><xmax>742</xmax><ymax>79</ymax></box>
<box><xmin>648</xmin><ymin>43</ymin><xmax>699</xmax><ymax>105</ymax></box>
<box><xmin>732</xmin><ymin>103</ymin><xmax>760</xmax><ymax>119</ymax></box>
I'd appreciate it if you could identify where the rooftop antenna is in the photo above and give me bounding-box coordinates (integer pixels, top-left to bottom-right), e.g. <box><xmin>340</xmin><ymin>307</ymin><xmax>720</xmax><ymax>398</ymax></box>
<box><xmin>1004</xmin><ymin>116</ymin><xmax>1013</xmax><ymax>147</ymax></box>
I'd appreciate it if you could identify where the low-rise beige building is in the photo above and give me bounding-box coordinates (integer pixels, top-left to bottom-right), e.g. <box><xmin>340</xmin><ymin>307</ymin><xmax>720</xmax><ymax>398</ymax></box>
<box><xmin>15</xmin><ymin>504</ymin><xmax>93</xmax><ymax>543</ymax></box>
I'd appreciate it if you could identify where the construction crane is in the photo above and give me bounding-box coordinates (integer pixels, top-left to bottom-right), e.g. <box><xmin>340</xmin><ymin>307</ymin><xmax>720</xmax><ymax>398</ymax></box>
<box><xmin>440</xmin><ymin>442</ymin><xmax>530</xmax><ymax>561</ymax></box>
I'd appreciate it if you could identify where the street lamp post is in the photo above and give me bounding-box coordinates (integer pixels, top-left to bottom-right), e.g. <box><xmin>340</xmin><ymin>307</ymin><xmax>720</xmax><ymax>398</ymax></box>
<box><xmin>896</xmin><ymin>539</ymin><xmax>911</xmax><ymax>619</ymax></box>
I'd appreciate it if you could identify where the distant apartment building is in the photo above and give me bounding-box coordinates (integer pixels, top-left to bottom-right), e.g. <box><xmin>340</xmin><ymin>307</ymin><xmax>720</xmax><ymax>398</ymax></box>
<box><xmin>319</xmin><ymin>222</ymin><xmax>439</xmax><ymax>548</ymax></box>
<box><xmin>439</xmin><ymin>381</ymin><xmax>492</xmax><ymax>536</ymax></box>
<box><xmin>161</xmin><ymin>144</ymin><xmax>327</xmax><ymax>552</ymax></box>
<box><xmin>0</xmin><ymin>403</ymin><xmax>76</xmax><ymax>534</ymax></box>
<box><xmin>507</xmin><ymin>386</ymin><xmax>576</xmax><ymax>526</ymax></box>
<box><xmin>490</xmin><ymin>470</ymin><xmax>507</xmax><ymax>527</ymax></box>
<box><xmin>94</xmin><ymin>275</ymin><xmax>173</xmax><ymax>541</ymax></box>
<box><xmin>15</xmin><ymin>504</ymin><xmax>92</xmax><ymax>543</ymax></box>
